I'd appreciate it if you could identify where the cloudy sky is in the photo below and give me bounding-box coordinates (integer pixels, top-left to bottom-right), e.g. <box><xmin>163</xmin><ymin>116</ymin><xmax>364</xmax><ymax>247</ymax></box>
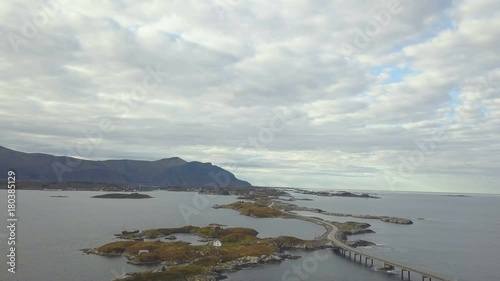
<box><xmin>1</xmin><ymin>0</ymin><xmax>499</xmax><ymax>193</ymax></box>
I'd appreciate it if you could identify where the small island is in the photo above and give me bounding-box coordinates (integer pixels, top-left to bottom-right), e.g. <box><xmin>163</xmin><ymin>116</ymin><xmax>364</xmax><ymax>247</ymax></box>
<box><xmin>91</xmin><ymin>193</ymin><xmax>153</xmax><ymax>199</ymax></box>
<box><xmin>83</xmin><ymin>225</ymin><xmax>332</xmax><ymax>280</ymax></box>
<box><xmin>333</xmin><ymin>221</ymin><xmax>375</xmax><ymax>241</ymax></box>
<box><xmin>221</xmin><ymin>198</ymin><xmax>414</xmax><ymax>225</ymax></box>
<box><xmin>294</xmin><ymin>189</ymin><xmax>380</xmax><ymax>199</ymax></box>
<box><xmin>83</xmin><ymin>219</ymin><xmax>380</xmax><ymax>280</ymax></box>
<box><xmin>219</xmin><ymin>201</ymin><xmax>287</xmax><ymax>218</ymax></box>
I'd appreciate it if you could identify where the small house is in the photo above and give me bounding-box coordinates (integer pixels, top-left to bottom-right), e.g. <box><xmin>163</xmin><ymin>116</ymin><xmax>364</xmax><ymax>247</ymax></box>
<box><xmin>213</xmin><ymin>240</ymin><xmax>222</xmax><ymax>247</ymax></box>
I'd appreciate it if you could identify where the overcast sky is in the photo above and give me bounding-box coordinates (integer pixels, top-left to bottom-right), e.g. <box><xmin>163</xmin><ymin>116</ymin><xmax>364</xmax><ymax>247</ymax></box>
<box><xmin>1</xmin><ymin>0</ymin><xmax>499</xmax><ymax>193</ymax></box>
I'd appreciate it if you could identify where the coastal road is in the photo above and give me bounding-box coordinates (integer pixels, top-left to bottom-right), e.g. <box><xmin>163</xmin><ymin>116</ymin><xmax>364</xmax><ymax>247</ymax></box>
<box><xmin>289</xmin><ymin>213</ymin><xmax>456</xmax><ymax>281</ymax></box>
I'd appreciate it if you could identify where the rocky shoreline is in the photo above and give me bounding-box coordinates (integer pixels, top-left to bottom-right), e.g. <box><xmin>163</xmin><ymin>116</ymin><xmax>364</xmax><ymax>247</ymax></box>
<box><xmin>211</xmin><ymin>253</ymin><xmax>301</xmax><ymax>279</ymax></box>
<box><xmin>293</xmin><ymin>189</ymin><xmax>380</xmax><ymax>199</ymax></box>
<box><xmin>81</xmin><ymin>224</ymin><xmax>337</xmax><ymax>281</ymax></box>
<box><xmin>346</xmin><ymin>240</ymin><xmax>377</xmax><ymax>248</ymax></box>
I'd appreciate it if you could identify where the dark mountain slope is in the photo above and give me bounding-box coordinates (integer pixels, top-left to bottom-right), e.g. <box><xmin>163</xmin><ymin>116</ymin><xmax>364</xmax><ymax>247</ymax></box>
<box><xmin>0</xmin><ymin>146</ymin><xmax>251</xmax><ymax>187</ymax></box>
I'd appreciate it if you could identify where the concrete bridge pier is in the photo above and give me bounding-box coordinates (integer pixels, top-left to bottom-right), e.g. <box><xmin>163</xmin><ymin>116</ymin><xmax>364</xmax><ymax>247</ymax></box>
<box><xmin>364</xmin><ymin>257</ymin><xmax>374</xmax><ymax>267</ymax></box>
<box><xmin>335</xmin><ymin>248</ymin><xmax>344</xmax><ymax>255</ymax></box>
<box><xmin>354</xmin><ymin>253</ymin><xmax>359</xmax><ymax>262</ymax></box>
<box><xmin>422</xmin><ymin>276</ymin><xmax>432</xmax><ymax>281</ymax></box>
<box><xmin>401</xmin><ymin>269</ymin><xmax>410</xmax><ymax>280</ymax></box>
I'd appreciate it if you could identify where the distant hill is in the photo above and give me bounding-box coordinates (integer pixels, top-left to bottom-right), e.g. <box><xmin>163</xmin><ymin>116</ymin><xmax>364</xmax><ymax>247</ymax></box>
<box><xmin>0</xmin><ymin>146</ymin><xmax>251</xmax><ymax>188</ymax></box>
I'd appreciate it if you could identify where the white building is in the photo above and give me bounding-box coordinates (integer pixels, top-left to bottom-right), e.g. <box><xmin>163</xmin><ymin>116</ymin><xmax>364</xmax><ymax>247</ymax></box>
<box><xmin>213</xmin><ymin>240</ymin><xmax>222</xmax><ymax>247</ymax></box>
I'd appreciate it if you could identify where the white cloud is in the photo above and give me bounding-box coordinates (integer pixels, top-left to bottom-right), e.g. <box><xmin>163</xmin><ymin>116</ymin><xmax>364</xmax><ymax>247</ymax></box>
<box><xmin>0</xmin><ymin>0</ymin><xmax>498</xmax><ymax>193</ymax></box>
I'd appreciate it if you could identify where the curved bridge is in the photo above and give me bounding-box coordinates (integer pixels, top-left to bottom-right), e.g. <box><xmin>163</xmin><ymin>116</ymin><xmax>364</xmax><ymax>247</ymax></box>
<box><xmin>293</xmin><ymin>214</ymin><xmax>456</xmax><ymax>281</ymax></box>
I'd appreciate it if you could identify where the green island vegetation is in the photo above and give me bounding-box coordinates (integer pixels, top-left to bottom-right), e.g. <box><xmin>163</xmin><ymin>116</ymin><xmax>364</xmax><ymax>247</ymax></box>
<box><xmin>139</xmin><ymin>225</ymin><xmax>258</xmax><ymax>240</ymax></box>
<box><xmin>219</xmin><ymin>201</ymin><xmax>286</xmax><ymax>218</ymax></box>
<box><xmin>243</xmin><ymin>196</ymin><xmax>413</xmax><ymax>225</ymax></box>
<box><xmin>85</xmin><ymin>225</ymin><xmax>324</xmax><ymax>281</ymax></box>
<box><xmin>91</xmin><ymin>193</ymin><xmax>152</xmax><ymax>199</ymax></box>
<box><xmin>332</xmin><ymin>221</ymin><xmax>375</xmax><ymax>241</ymax></box>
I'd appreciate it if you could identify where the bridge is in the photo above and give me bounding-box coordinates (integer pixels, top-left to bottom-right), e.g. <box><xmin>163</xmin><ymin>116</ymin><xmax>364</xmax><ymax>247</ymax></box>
<box><xmin>291</xmin><ymin>214</ymin><xmax>456</xmax><ymax>281</ymax></box>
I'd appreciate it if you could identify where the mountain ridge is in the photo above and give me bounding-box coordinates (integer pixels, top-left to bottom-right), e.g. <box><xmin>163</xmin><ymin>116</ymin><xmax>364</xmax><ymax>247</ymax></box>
<box><xmin>0</xmin><ymin>146</ymin><xmax>251</xmax><ymax>188</ymax></box>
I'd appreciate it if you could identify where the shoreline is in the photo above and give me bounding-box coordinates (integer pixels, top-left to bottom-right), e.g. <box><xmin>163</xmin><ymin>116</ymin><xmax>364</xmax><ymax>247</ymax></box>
<box><xmin>82</xmin><ymin>222</ymin><xmax>338</xmax><ymax>281</ymax></box>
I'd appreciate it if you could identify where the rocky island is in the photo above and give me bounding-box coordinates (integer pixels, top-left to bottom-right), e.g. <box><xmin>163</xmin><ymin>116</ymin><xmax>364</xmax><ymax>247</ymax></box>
<box><xmin>91</xmin><ymin>193</ymin><xmax>153</xmax><ymax>199</ymax></box>
<box><xmin>219</xmin><ymin>201</ymin><xmax>287</xmax><ymax>218</ymax></box>
<box><xmin>83</xmin><ymin>225</ymin><xmax>332</xmax><ymax>280</ymax></box>
<box><xmin>269</xmin><ymin>200</ymin><xmax>414</xmax><ymax>225</ymax></box>
<box><xmin>333</xmin><ymin>221</ymin><xmax>376</xmax><ymax>241</ymax></box>
<box><xmin>294</xmin><ymin>189</ymin><xmax>380</xmax><ymax>199</ymax></box>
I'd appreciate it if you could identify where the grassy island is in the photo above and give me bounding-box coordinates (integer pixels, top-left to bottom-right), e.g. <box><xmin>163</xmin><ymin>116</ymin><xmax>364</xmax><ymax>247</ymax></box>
<box><xmin>219</xmin><ymin>201</ymin><xmax>286</xmax><ymax>218</ymax></box>
<box><xmin>85</xmin><ymin>225</ymin><xmax>325</xmax><ymax>281</ymax></box>
<box><xmin>332</xmin><ymin>221</ymin><xmax>375</xmax><ymax>241</ymax></box>
<box><xmin>91</xmin><ymin>193</ymin><xmax>152</xmax><ymax>199</ymax></box>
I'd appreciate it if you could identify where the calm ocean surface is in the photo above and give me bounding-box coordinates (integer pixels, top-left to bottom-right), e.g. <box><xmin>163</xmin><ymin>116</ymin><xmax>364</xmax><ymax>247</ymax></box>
<box><xmin>0</xmin><ymin>190</ymin><xmax>498</xmax><ymax>281</ymax></box>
